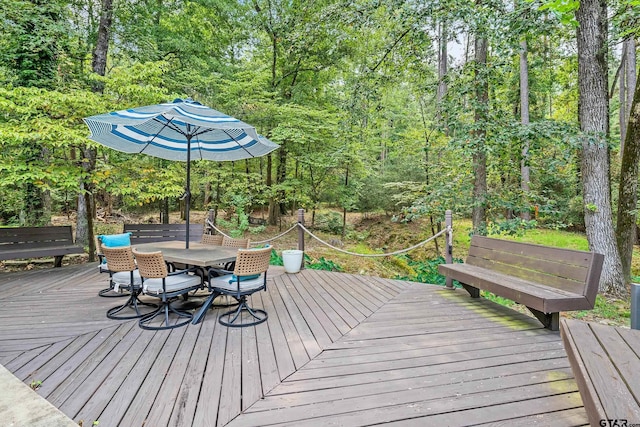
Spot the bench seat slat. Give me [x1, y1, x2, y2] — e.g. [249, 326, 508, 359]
[561, 319, 640, 424]
[469, 244, 591, 280]
[591, 324, 640, 407]
[472, 236, 596, 267]
[439, 263, 590, 313]
[0, 245, 84, 261]
[467, 252, 589, 295]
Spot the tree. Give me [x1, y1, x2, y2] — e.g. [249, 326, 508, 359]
[472, 3, 488, 233]
[519, 36, 531, 221]
[617, 69, 640, 286]
[575, 0, 625, 295]
[77, 0, 113, 256]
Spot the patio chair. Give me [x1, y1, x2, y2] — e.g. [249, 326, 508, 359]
[97, 233, 135, 297]
[201, 234, 223, 245]
[222, 236, 250, 248]
[102, 246, 157, 319]
[132, 249, 204, 330]
[219, 236, 251, 270]
[96, 237, 131, 298]
[208, 246, 271, 327]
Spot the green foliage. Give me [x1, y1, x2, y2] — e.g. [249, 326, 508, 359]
[270, 249, 284, 266]
[572, 295, 630, 324]
[314, 211, 345, 234]
[304, 253, 343, 272]
[395, 255, 463, 287]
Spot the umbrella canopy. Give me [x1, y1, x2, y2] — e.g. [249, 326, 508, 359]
[84, 98, 278, 248]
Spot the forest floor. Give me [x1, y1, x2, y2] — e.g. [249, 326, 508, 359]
[1, 209, 634, 327]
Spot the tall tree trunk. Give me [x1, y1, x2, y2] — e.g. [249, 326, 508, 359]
[78, 0, 113, 259]
[91, 0, 112, 89]
[437, 20, 448, 130]
[620, 45, 628, 150]
[620, 38, 637, 151]
[267, 154, 278, 225]
[575, 0, 625, 295]
[520, 39, 531, 220]
[616, 69, 640, 287]
[472, 30, 488, 233]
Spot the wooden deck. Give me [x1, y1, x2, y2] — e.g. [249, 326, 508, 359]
[0, 264, 589, 426]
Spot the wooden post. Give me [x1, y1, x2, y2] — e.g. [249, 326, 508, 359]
[298, 209, 305, 270]
[445, 209, 454, 289]
[206, 209, 215, 234]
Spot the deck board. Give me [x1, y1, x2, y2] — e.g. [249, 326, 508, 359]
[0, 265, 589, 426]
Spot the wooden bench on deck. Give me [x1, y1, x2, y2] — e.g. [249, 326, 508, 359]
[560, 318, 640, 426]
[0, 226, 84, 267]
[438, 235, 604, 330]
[124, 223, 204, 244]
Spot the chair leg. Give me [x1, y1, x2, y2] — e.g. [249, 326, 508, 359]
[139, 299, 193, 330]
[219, 297, 267, 328]
[107, 291, 158, 320]
[98, 285, 130, 298]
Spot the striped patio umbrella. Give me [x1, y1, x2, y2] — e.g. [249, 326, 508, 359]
[84, 98, 279, 248]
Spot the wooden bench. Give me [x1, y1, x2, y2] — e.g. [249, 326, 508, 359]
[123, 223, 204, 244]
[0, 226, 84, 268]
[438, 235, 604, 330]
[561, 319, 640, 426]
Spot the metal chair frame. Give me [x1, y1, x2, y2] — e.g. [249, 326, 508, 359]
[102, 245, 157, 320]
[208, 246, 271, 327]
[133, 249, 204, 330]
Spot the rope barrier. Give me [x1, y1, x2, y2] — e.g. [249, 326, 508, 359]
[205, 219, 298, 245]
[252, 224, 298, 245]
[298, 223, 448, 258]
[205, 219, 232, 239]
[205, 218, 452, 257]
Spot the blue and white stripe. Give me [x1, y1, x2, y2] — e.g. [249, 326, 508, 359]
[84, 98, 279, 162]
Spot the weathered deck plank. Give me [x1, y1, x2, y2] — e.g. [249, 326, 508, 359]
[0, 266, 589, 426]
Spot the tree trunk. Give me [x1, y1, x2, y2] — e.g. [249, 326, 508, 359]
[76, 182, 89, 246]
[620, 44, 628, 150]
[621, 37, 637, 151]
[79, 0, 113, 261]
[616, 69, 640, 287]
[267, 154, 278, 225]
[437, 20, 448, 129]
[91, 0, 112, 87]
[575, 0, 625, 295]
[472, 29, 488, 233]
[520, 39, 531, 220]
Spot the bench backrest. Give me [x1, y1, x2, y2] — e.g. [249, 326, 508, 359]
[0, 226, 76, 250]
[123, 223, 204, 244]
[467, 236, 604, 304]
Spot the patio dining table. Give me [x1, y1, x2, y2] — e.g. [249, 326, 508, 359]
[132, 240, 239, 324]
[132, 240, 238, 267]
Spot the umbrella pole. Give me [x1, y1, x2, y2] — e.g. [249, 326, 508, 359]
[185, 133, 191, 249]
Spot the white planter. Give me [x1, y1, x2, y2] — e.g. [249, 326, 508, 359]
[282, 249, 303, 273]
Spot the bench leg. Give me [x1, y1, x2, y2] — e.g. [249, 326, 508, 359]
[54, 256, 63, 268]
[527, 308, 559, 331]
[461, 283, 480, 298]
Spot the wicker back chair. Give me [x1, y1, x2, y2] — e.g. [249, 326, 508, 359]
[208, 246, 271, 327]
[101, 246, 155, 319]
[201, 234, 223, 246]
[132, 249, 203, 330]
[222, 236, 250, 248]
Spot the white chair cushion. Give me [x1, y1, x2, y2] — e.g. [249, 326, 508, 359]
[143, 274, 202, 295]
[112, 270, 142, 286]
[210, 274, 265, 293]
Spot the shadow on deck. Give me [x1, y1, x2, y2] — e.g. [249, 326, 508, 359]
[0, 264, 588, 426]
